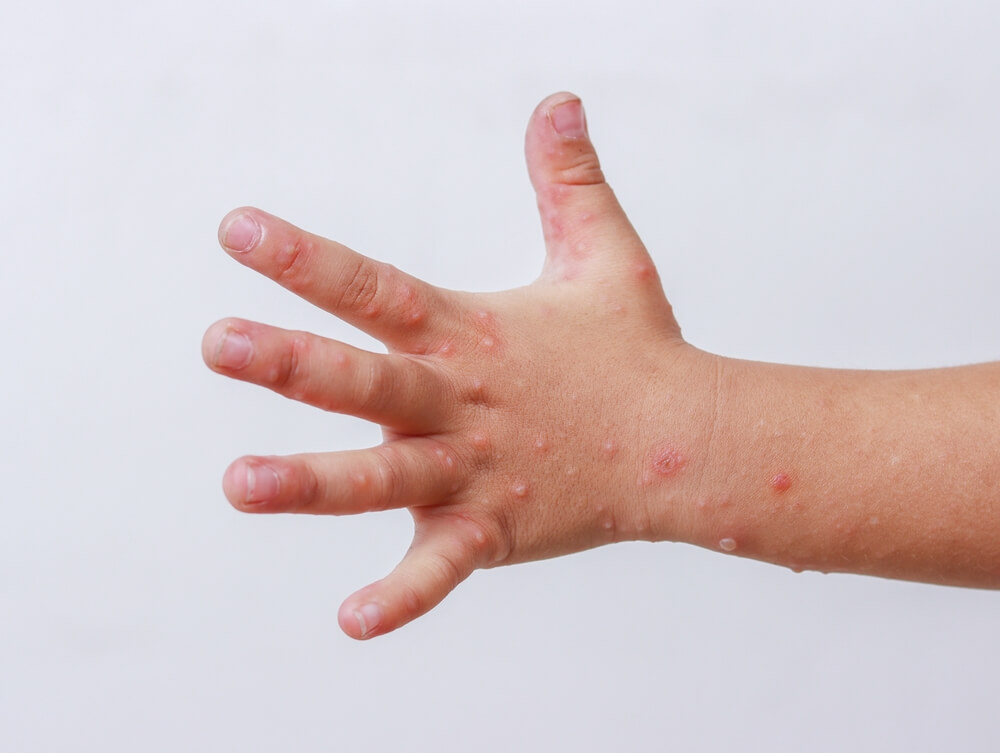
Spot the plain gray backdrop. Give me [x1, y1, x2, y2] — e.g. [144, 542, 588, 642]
[2, 1, 998, 750]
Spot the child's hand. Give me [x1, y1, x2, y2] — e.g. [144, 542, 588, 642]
[206, 91, 1000, 636]
[204, 92, 719, 639]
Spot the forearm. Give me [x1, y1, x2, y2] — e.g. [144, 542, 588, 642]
[660, 355, 1000, 587]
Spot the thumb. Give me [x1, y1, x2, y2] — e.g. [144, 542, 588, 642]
[525, 92, 650, 281]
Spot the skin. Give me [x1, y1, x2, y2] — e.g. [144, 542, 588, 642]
[203, 92, 1000, 640]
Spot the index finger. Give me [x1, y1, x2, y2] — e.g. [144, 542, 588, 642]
[219, 207, 457, 352]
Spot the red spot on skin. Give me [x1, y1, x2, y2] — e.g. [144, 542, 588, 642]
[533, 436, 549, 453]
[770, 472, 792, 493]
[398, 284, 425, 326]
[652, 446, 685, 477]
[351, 472, 371, 492]
[470, 433, 489, 451]
[546, 185, 571, 205]
[633, 262, 657, 282]
[641, 443, 687, 485]
[548, 218, 565, 242]
[601, 439, 618, 459]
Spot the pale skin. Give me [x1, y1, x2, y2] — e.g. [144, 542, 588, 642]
[203, 92, 1000, 640]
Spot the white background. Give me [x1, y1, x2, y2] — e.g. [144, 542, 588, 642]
[3, 1, 999, 750]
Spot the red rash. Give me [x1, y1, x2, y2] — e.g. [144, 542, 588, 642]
[770, 472, 792, 492]
[651, 445, 686, 478]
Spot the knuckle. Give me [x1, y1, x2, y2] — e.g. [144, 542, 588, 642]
[429, 440, 462, 494]
[553, 148, 605, 186]
[449, 511, 510, 570]
[336, 258, 382, 316]
[295, 461, 324, 513]
[359, 358, 393, 415]
[398, 580, 427, 618]
[395, 278, 428, 329]
[426, 549, 466, 591]
[371, 445, 404, 510]
[269, 335, 308, 395]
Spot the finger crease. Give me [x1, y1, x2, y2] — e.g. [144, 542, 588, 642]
[275, 236, 311, 284]
[337, 258, 381, 317]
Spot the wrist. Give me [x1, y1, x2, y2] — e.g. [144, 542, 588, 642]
[622, 344, 730, 546]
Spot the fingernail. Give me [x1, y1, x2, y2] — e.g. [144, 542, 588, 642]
[354, 603, 383, 638]
[214, 330, 252, 369]
[551, 99, 587, 138]
[245, 463, 280, 504]
[221, 213, 260, 253]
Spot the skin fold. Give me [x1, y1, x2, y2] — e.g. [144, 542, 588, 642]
[203, 92, 1000, 640]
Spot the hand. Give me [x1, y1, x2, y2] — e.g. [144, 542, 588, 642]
[203, 93, 717, 639]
